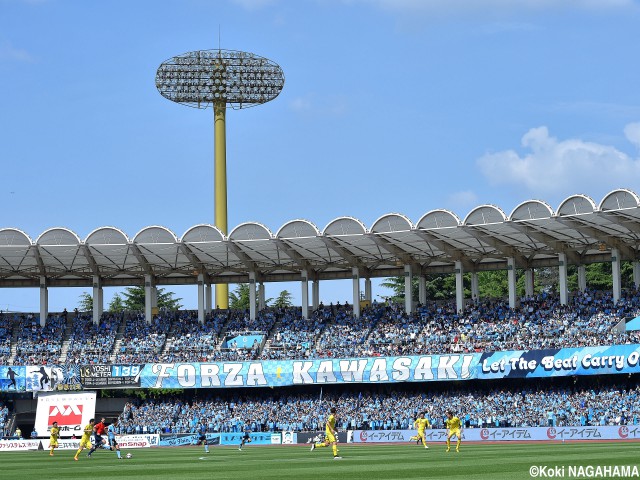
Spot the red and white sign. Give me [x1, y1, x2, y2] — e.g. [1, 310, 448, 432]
[48, 404, 84, 426]
[34, 392, 96, 438]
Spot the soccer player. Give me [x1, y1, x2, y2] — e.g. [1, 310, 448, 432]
[445, 410, 462, 453]
[310, 407, 341, 460]
[195, 421, 209, 453]
[74, 418, 95, 461]
[239, 422, 252, 451]
[107, 419, 122, 459]
[49, 421, 59, 456]
[87, 417, 107, 457]
[409, 412, 430, 449]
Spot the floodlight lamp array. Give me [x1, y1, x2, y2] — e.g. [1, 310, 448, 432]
[155, 49, 285, 109]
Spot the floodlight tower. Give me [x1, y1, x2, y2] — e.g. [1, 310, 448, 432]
[156, 49, 285, 309]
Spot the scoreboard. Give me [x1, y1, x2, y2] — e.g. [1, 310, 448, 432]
[80, 365, 141, 388]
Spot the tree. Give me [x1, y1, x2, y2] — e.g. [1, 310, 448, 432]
[229, 284, 251, 310]
[380, 274, 468, 303]
[108, 293, 125, 313]
[120, 286, 182, 311]
[77, 292, 93, 312]
[273, 290, 293, 308]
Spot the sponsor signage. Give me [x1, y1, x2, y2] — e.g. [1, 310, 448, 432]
[80, 365, 141, 389]
[219, 432, 280, 446]
[0, 440, 40, 451]
[48, 434, 158, 450]
[159, 433, 220, 447]
[34, 392, 96, 438]
[116, 434, 157, 448]
[352, 426, 640, 443]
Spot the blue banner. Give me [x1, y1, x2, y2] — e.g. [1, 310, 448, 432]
[2, 344, 640, 391]
[139, 344, 640, 389]
[220, 432, 280, 445]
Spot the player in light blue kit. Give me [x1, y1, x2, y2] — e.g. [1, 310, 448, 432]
[107, 419, 122, 459]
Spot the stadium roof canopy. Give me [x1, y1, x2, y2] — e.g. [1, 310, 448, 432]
[1, 189, 639, 288]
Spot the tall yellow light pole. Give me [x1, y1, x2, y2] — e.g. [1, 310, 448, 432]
[156, 49, 285, 309]
[214, 102, 228, 308]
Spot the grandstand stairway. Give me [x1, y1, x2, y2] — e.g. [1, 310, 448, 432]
[58, 314, 75, 363]
[109, 318, 127, 362]
[8, 327, 18, 364]
[260, 317, 283, 356]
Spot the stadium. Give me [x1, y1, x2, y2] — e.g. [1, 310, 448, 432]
[1, 188, 640, 478]
[3, 2, 640, 480]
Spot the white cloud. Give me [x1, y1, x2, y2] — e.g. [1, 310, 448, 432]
[0, 41, 34, 62]
[447, 190, 479, 209]
[624, 122, 640, 150]
[230, 0, 278, 11]
[476, 124, 640, 195]
[289, 93, 348, 116]
[357, 0, 634, 13]
[290, 96, 312, 112]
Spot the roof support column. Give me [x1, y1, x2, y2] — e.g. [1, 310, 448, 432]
[39, 277, 48, 328]
[205, 282, 212, 315]
[151, 286, 158, 309]
[364, 278, 372, 303]
[507, 257, 517, 309]
[524, 269, 534, 297]
[577, 265, 587, 293]
[144, 275, 154, 324]
[249, 272, 257, 321]
[197, 274, 205, 324]
[612, 248, 621, 304]
[92, 276, 102, 325]
[558, 253, 568, 306]
[312, 280, 319, 311]
[454, 261, 464, 313]
[301, 269, 309, 319]
[404, 264, 413, 315]
[634, 261, 640, 289]
[352, 267, 361, 318]
[471, 272, 479, 303]
[418, 275, 427, 305]
[259, 282, 266, 311]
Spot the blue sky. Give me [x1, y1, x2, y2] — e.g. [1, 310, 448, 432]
[1, 0, 640, 312]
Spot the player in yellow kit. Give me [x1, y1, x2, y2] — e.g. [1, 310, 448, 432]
[445, 410, 462, 453]
[410, 412, 430, 449]
[74, 418, 95, 461]
[49, 421, 59, 456]
[310, 407, 342, 460]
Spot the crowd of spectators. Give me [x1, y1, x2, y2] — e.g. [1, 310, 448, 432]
[1, 287, 640, 365]
[312, 303, 378, 358]
[12, 314, 66, 365]
[113, 314, 171, 364]
[0, 403, 9, 437]
[353, 289, 640, 358]
[158, 311, 226, 363]
[260, 308, 328, 360]
[0, 313, 13, 364]
[110, 382, 640, 434]
[64, 313, 122, 364]
[225, 308, 277, 334]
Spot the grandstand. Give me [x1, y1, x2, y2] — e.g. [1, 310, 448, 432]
[1, 289, 639, 365]
[2, 189, 640, 451]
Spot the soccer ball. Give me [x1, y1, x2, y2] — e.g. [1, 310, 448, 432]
[125, 453, 132, 459]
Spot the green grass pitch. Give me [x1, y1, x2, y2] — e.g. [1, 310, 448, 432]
[1, 442, 638, 480]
